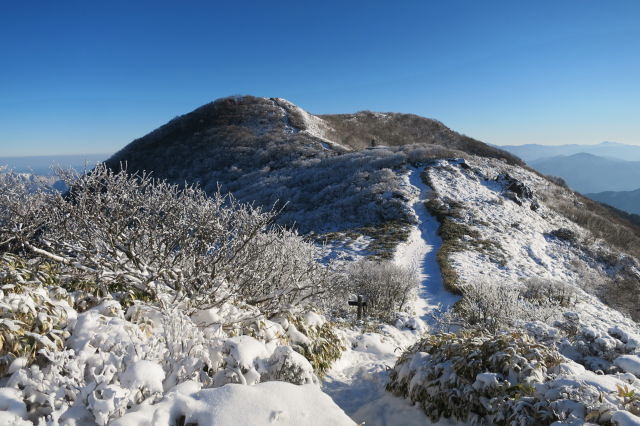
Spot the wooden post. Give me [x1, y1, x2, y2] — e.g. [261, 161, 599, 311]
[348, 295, 367, 320]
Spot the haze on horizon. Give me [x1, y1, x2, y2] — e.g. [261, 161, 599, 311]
[1, 0, 639, 157]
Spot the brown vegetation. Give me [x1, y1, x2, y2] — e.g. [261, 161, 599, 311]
[319, 111, 523, 165]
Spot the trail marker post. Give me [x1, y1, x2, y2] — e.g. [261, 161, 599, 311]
[348, 294, 368, 320]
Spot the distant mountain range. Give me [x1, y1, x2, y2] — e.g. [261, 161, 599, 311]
[498, 141, 640, 162]
[587, 188, 640, 215]
[0, 154, 109, 176]
[527, 153, 640, 193]
[498, 142, 640, 216]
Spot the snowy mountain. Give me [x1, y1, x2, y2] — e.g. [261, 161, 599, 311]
[105, 96, 521, 234]
[2, 96, 640, 425]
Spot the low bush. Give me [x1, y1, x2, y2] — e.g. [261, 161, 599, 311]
[453, 281, 523, 332]
[386, 331, 562, 424]
[549, 227, 579, 244]
[341, 260, 418, 321]
[287, 314, 344, 377]
[600, 277, 640, 322]
[0, 165, 333, 316]
[521, 278, 578, 308]
[553, 311, 637, 373]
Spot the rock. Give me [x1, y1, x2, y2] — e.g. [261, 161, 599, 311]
[496, 173, 535, 206]
[504, 190, 523, 206]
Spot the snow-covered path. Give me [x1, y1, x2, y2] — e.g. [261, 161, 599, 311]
[321, 167, 459, 425]
[395, 167, 460, 323]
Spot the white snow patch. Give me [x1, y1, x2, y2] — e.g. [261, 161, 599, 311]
[114, 381, 355, 426]
[273, 97, 349, 151]
[121, 360, 165, 394]
[611, 410, 640, 426]
[615, 355, 640, 377]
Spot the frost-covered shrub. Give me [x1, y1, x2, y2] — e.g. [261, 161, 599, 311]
[549, 227, 579, 244]
[450, 280, 569, 333]
[2, 302, 158, 425]
[261, 346, 317, 385]
[0, 165, 332, 315]
[454, 281, 523, 332]
[284, 312, 344, 376]
[341, 259, 418, 321]
[554, 312, 638, 373]
[0, 294, 340, 424]
[521, 278, 577, 308]
[0, 172, 50, 254]
[386, 331, 563, 424]
[0, 279, 73, 377]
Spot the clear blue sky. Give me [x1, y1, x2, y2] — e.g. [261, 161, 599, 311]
[1, 0, 639, 156]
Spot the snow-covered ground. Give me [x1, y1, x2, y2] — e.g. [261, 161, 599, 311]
[321, 167, 461, 425]
[112, 381, 354, 426]
[323, 160, 640, 425]
[3, 156, 640, 425]
[395, 167, 460, 322]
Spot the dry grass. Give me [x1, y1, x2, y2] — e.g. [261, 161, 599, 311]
[319, 111, 523, 165]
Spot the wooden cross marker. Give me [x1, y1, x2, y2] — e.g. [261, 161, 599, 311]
[348, 294, 368, 320]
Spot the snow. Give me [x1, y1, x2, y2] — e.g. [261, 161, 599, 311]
[395, 167, 460, 323]
[273, 98, 349, 151]
[0, 387, 27, 419]
[114, 381, 355, 426]
[472, 372, 502, 390]
[224, 336, 270, 370]
[4, 153, 640, 425]
[611, 411, 640, 426]
[615, 355, 640, 376]
[319, 234, 374, 264]
[322, 326, 431, 425]
[120, 360, 165, 394]
[318, 166, 467, 425]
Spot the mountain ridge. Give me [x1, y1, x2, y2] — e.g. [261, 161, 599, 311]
[529, 154, 640, 193]
[588, 187, 640, 215]
[104, 95, 523, 234]
[499, 141, 640, 162]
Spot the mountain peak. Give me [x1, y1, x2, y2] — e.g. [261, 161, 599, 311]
[106, 96, 522, 179]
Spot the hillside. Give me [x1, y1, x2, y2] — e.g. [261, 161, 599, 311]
[3, 96, 640, 425]
[105, 96, 522, 234]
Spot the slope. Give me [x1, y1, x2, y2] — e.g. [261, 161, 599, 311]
[321, 166, 459, 426]
[394, 167, 459, 321]
[104, 96, 521, 235]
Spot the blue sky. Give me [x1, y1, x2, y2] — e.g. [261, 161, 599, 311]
[1, 0, 639, 156]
